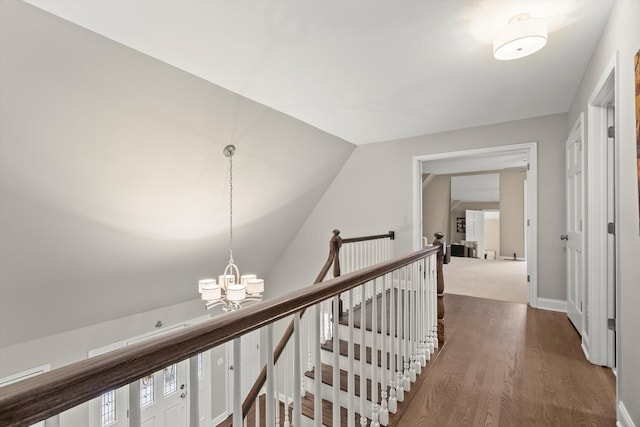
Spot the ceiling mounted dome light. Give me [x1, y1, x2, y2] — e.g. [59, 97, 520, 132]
[493, 13, 548, 61]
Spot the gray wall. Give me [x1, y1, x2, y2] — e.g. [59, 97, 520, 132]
[567, 0, 640, 422]
[484, 217, 500, 256]
[500, 168, 526, 258]
[422, 175, 450, 243]
[268, 113, 568, 302]
[0, 0, 354, 349]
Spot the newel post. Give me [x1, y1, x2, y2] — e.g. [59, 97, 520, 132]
[329, 230, 345, 314]
[433, 232, 446, 344]
[331, 229, 343, 278]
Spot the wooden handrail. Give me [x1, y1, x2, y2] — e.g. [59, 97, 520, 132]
[341, 230, 395, 244]
[241, 229, 392, 416]
[0, 244, 438, 427]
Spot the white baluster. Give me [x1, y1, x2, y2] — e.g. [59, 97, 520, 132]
[410, 262, 419, 379]
[402, 267, 411, 392]
[370, 279, 380, 427]
[432, 255, 438, 351]
[266, 325, 275, 427]
[234, 337, 242, 427]
[348, 289, 356, 427]
[360, 282, 368, 427]
[379, 273, 389, 425]
[388, 271, 398, 411]
[294, 313, 303, 426]
[396, 267, 405, 400]
[283, 344, 290, 427]
[314, 304, 322, 424]
[274, 351, 279, 427]
[420, 258, 428, 366]
[333, 296, 341, 427]
[308, 306, 313, 373]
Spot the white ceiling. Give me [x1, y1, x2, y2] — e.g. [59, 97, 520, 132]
[451, 174, 500, 203]
[22, 0, 613, 145]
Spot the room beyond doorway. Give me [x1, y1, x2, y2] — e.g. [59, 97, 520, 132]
[444, 256, 528, 304]
[412, 142, 538, 306]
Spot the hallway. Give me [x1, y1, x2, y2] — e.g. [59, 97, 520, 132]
[394, 294, 616, 426]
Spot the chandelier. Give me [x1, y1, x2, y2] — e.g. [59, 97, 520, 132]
[198, 145, 263, 311]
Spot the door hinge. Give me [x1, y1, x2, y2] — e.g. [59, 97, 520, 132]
[580, 301, 583, 311]
[527, 163, 530, 171]
[580, 220, 582, 232]
[527, 275, 530, 283]
[607, 222, 615, 235]
[607, 126, 615, 138]
[527, 219, 530, 226]
[608, 318, 616, 331]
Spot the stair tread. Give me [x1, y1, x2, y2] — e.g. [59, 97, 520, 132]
[305, 363, 381, 401]
[321, 339, 406, 371]
[338, 288, 411, 336]
[301, 392, 360, 427]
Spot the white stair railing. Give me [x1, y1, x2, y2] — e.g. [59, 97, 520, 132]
[2, 231, 444, 427]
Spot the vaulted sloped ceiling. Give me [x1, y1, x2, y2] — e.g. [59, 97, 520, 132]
[0, 1, 354, 346]
[20, 0, 614, 145]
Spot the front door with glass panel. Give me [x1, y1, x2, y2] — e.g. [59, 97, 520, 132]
[140, 361, 188, 427]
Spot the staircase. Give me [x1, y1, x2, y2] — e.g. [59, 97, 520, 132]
[298, 287, 441, 426]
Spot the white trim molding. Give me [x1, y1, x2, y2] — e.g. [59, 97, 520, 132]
[618, 401, 636, 427]
[586, 51, 619, 367]
[536, 298, 567, 313]
[413, 142, 538, 307]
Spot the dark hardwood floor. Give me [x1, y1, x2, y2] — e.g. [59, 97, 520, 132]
[394, 294, 616, 426]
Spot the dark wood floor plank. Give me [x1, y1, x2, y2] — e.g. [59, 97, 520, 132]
[394, 294, 616, 427]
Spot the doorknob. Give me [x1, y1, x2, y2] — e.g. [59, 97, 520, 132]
[560, 235, 569, 241]
[229, 365, 234, 370]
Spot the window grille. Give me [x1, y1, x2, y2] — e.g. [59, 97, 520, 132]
[140, 374, 154, 408]
[163, 364, 177, 396]
[100, 390, 116, 426]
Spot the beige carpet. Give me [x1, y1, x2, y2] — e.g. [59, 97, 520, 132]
[443, 256, 528, 304]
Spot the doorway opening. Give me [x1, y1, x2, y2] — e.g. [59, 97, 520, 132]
[413, 142, 538, 306]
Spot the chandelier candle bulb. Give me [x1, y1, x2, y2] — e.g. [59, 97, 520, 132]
[198, 279, 215, 294]
[227, 284, 246, 302]
[241, 274, 257, 285]
[246, 279, 264, 295]
[201, 282, 221, 301]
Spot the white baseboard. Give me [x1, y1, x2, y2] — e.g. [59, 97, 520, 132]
[536, 298, 567, 313]
[618, 401, 636, 427]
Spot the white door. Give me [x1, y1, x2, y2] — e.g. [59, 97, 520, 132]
[89, 316, 211, 427]
[227, 329, 261, 415]
[465, 209, 484, 258]
[565, 115, 585, 333]
[140, 362, 188, 427]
